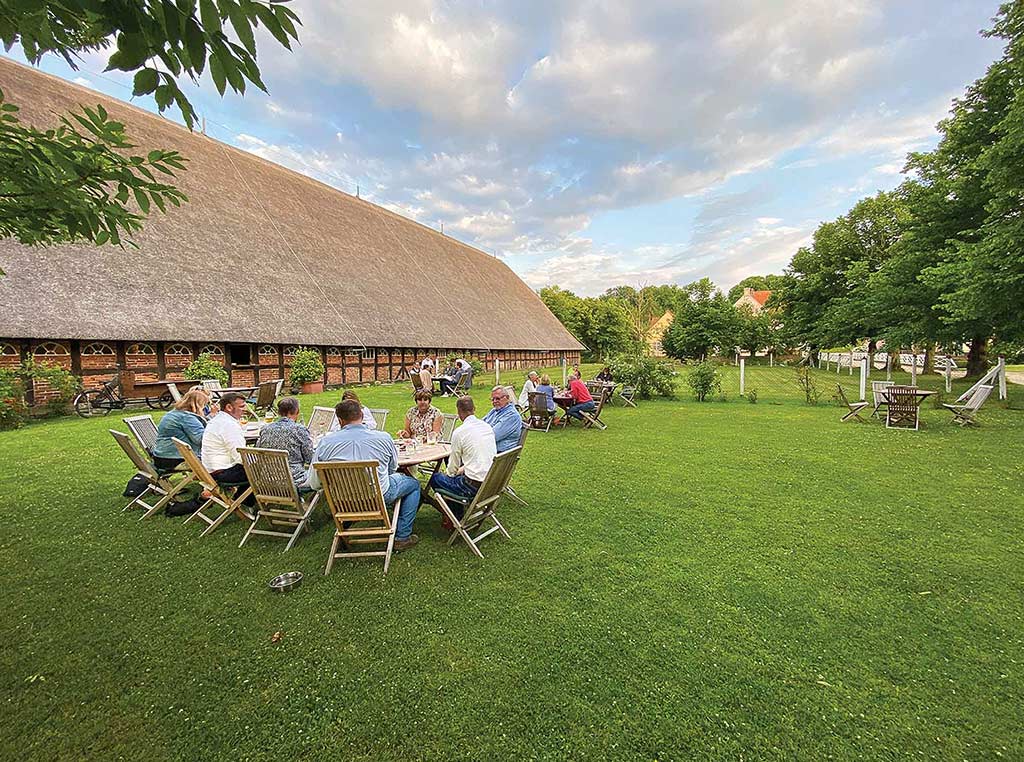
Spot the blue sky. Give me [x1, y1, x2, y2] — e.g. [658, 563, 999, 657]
[4, 0, 1005, 295]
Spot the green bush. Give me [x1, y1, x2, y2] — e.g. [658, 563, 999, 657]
[289, 347, 325, 387]
[184, 352, 228, 385]
[794, 365, 821, 405]
[607, 353, 676, 399]
[687, 361, 721, 402]
[0, 359, 80, 429]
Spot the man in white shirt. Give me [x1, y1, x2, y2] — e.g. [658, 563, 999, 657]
[200, 392, 251, 496]
[518, 371, 539, 409]
[427, 395, 495, 518]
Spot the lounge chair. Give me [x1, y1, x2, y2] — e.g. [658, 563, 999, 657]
[109, 430, 195, 520]
[943, 384, 993, 426]
[122, 413, 158, 455]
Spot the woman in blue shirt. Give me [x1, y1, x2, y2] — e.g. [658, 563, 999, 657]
[151, 389, 210, 471]
[535, 374, 556, 413]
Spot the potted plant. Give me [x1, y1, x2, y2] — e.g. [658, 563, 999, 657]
[290, 347, 325, 394]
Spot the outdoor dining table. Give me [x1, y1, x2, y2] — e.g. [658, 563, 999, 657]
[211, 385, 258, 401]
[242, 420, 266, 442]
[396, 441, 452, 475]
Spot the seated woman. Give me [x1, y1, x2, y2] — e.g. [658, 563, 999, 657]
[150, 389, 210, 471]
[531, 373, 557, 426]
[596, 366, 613, 382]
[419, 359, 435, 394]
[400, 390, 443, 440]
[329, 390, 377, 431]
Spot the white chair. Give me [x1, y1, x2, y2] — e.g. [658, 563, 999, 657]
[307, 405, 336, 443]
[943, 384, 993, 426]
[237, 447, 320, 551]
[368, 408, 390, 431]
[110, 430, 195, 520]
[439, 413, 458, 444]
[871, 380, 894, 417]
[122, 414, 158, 454]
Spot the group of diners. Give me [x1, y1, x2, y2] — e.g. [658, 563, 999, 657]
[516, 365, 608, 426]
[147, 383, 525, 551]
[418, 357, 473, 397]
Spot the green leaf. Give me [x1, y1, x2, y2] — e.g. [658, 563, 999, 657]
[252, 3, 290, 48]
[200, 0, 222, 33]
[133, 187, 151, 214]
[185, 17, 207, 75]
[209, 51, 227, 94]
[95, 230, 110, 245]
[133, 68, 159, 96]
[227, 2, 256, 54]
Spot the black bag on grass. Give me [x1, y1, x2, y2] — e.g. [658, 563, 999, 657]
[123, 474, 149, 498]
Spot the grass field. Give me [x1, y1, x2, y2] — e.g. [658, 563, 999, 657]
[1, 365, 1022, 759]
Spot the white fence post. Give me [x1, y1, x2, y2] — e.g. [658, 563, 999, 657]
[859, 357, 867, 401]
[998, 356, 1007, 400]
[911, 353, 918, 386]
[495, 357, 501, 385]
[836, 354, 840, 375]
[739, 357, 745, 396]
[849, 350, 854, 375]
[944, 357, 952, 393]
[562, 356, 567, 387]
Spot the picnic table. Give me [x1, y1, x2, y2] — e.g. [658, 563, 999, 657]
[211, 385, 258, 401]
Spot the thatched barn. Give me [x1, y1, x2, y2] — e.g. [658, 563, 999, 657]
[0, 59, 582, 403]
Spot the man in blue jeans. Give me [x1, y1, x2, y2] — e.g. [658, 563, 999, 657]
[306, 399, 422, 551]
[428, 396, 496, 524]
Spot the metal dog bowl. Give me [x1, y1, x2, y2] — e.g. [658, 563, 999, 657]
[269, 571, 303, 594]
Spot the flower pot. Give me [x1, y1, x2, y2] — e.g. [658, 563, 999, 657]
[299, 381, 324, 394]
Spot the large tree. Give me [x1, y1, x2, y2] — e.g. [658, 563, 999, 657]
[540, 285, 633, 359]
[661, 278, 738, 360]
[726, 274, 787, 305]
[0, 0, 300, 248]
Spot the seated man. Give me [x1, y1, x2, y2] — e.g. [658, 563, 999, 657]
[566, 374, 597, 422]
[484, 385, 524, 452]
[596, 366, 613, 382]
[518, 371, 539, 409]
[306, 399, 422, 551]
[428, 396, 496, 520]
[452, 358, 473, 390]
[200, 392, 254, 503]
[255, 396, 314, 489]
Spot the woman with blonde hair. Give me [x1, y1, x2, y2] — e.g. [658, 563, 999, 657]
[328, 389, 377, 431]
[150, 388, 211, 471]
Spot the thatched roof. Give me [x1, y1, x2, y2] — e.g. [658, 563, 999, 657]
[0, 58, 583, 352]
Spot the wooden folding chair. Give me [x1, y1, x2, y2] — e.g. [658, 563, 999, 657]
[237, 447, 320, 551]
[617, 384, 638, 408]
[123, 413, 159, 455]
[172, 437, 253, 536]
[201, 379, 222, 394]
[942, 384, 993, 426]
[314, 461, 401, 574]
[367, 408, 390, 431]
[166, 382, 183, 403]
[411, 370, 424, 396]
[835, 384, 869, 422]
[528, 392, 553, 433]
[307, 405, 336, 443]
[439, 413, 458, 444]
[247, 380, 280, 418]
[110, 430, 195, 520]
[503, 427, 528, 507]
[453, 370, 472, 393]
[871, 380, 894, 417]
[581, 389, 608, 430]
[885, 386, 920, 431]
[430, 447, 520, 558]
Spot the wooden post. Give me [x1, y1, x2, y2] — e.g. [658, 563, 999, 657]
[998, 356, 1007, 400]
[859, 357, 867, 401]
[739, 357, 745, 396]
[849, 349, 854, 375]
[495, 357, 501, 385]
[944, 357, 952, 393]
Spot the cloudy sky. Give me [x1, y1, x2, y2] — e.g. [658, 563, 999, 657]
[6, 0, 1006, 295]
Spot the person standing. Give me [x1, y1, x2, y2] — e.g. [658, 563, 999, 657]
[306, 400, 422, 551]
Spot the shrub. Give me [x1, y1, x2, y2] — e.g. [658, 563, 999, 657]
[687, 361, 721, 402]
[607, 353, 676, 399]
[0, 359, 80, 428]
[184, 352, 228, 385]
[468, 358, 483, 375]
[794, 365, 821, 405]
[289, 347, 325, 387]
[0, 369, 28, 430]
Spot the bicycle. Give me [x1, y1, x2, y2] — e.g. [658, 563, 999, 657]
[73, 370, 175, 417]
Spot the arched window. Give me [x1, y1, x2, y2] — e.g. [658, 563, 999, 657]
[81, 342, 115, 356]
[259, 345, 278, 356]
[326, 346, 342, 357]
[0, 342, 19, 356]
[34, 341, 69, 356]
[126, 343, 155, 355]
[198, 344, 223, 356]
[283, 345, 299, 356]
[165, 343, 191, 356]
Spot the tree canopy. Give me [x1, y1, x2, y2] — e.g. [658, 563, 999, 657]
[0, 0, 301, 248]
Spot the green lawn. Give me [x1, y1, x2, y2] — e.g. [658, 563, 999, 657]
[1, 366, 1022, 760]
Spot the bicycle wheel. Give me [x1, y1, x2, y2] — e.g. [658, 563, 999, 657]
[74, 390, 111, 417]
[154, 390, 174, 410]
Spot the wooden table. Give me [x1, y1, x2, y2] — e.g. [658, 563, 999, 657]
[396, 442, 451, 469]
[212, 386, 258, 401]
[242, 421, 266, 442]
